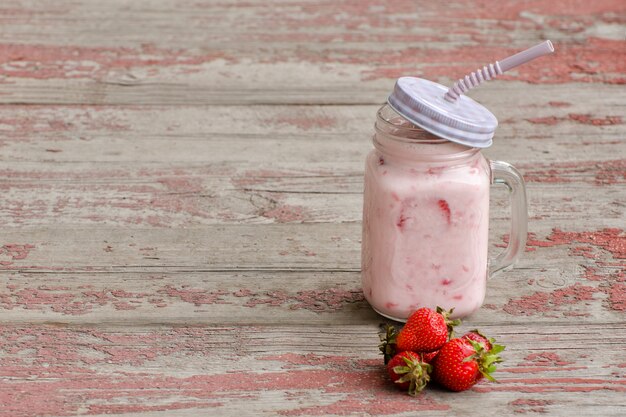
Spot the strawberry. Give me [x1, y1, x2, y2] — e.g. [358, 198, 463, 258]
[462, 329, 493, 351]
[420, 350, 439, 364]
[387, 351, 432, 396]
[378, 323, 398, 364]
[396, 307, 460, 353]
[432, 337, 505, 392]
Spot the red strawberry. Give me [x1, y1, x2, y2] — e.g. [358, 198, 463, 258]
[420, 350, 439, 364]
[396, 307, 460, 353]
[432, 337, 505, 392]
[378, 323, 398, 364]
[387, 351, 432, 396]
[463, 329, 493, 351]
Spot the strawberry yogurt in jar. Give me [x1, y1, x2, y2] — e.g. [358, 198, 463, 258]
[362, 67, 544, 321]
[361, 42, 554, 321]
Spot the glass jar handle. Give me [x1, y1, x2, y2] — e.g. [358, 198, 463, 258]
[489, 160, 528, 277]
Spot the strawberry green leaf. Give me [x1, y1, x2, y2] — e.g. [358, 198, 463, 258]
[468, 337, 506, 383]
[393, 365, 411, 374]
[491, 344, 506, 355]
[378, 323, 398, 364]
[396, 374, 413, 383]
[436, 306, 462, 338]
[481, 370, 497, 382]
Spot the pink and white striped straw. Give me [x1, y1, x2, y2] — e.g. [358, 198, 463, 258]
[444, 40, 554, 102]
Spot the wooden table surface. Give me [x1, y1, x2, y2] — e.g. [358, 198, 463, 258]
[1, 1, 625, 416]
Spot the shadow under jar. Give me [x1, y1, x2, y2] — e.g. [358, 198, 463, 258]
[361, 104, 527, 321]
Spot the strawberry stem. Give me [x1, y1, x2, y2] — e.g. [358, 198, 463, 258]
[394, 356, 433, 396]
[436, 306, 462, 339]
[378, 323, 398, 364]
[466, 339, 505, 382]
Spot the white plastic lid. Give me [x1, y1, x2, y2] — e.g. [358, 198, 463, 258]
[387, 77, 498, 148]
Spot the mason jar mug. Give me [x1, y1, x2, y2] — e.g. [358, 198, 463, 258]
[361, 104, 527, 321]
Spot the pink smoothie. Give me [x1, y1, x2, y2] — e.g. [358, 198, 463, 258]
[361, 129, 491, 320]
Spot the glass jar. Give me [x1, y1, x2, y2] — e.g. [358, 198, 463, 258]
[361, 104, 527, 321]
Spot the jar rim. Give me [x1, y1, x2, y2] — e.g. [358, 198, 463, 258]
[374, 104, 480, 161]
[376, 104, 449, 144]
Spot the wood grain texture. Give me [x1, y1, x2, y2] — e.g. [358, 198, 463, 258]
[0, 0, 624, 104]
[0, 98, 622, 228]
[0, 224, 624, 326]
[1, 324, 625, 417]
[0, 0, 624, 416]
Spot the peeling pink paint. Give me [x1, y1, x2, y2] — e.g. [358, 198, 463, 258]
[262, 204, 309, 222]
[87, 403, 224, 415]
[500, 366, 587, 374]
[7, 288, 92, 314]
[1, 287, 149, 315]
[586, 162, 623, 185]
[157, 177, 204, 194]
[243, 287, 364, 312]
[571, 246, 595, 259]
[526, 114, 622, 125]
[234, 0, 626, 84]
[279, 395, 450, 416]
[526, 228, 625, 259]
[548, 101, 571, 107]
[1, 325, 623, 415]
[0, 244, 38, 270]
[522, 352, 575, 367]
[244, 0, 624, 36]
[112, 301, 138, 311]
[509, 398, 554, 414]
[0, 3, 624, 84]
[0, 335, 450, 417]
[450, 0, 625, 19]
[499, 226, 625, 322]
[0, 165, 237, 227]
[568, 113, 623, 125]
[361, 38, 626, 83]
[521, 160, 626, 185]
[475, 384, 626, 393]
[0, 166, 170, 181]
[473, 372, 626, 393]
[0, 243, 34, 262]
[157, 286, 229, 306]
[581, 139, 622, 146]
[232, 288, 253, 297]
[0, 285, 365, 315]
[503, 283, 598, 316]
[526, 116, 561, 125]
[0, 43, 234, 80]
[606, 283, 626, 311]
[0, 108, 129, 142]
[109, 176, 209, 222]
[260, 353, 352, 368]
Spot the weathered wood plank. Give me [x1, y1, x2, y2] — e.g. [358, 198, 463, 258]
[0, 1, 623, 104]
[2, 0, 621, 49]
[0, 224, 621, 273]
[0, 98, 622, 227]
[1, 175, 623, 227]
[1, 323, 625, 416]
[0, 86, 623, 162]
[0, 224, 623, 324]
